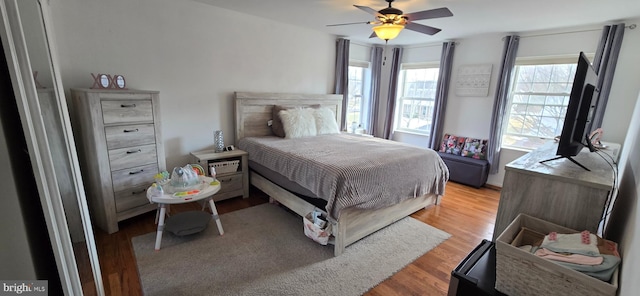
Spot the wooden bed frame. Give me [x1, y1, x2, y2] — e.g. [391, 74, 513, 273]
[234, 91, 442, 256]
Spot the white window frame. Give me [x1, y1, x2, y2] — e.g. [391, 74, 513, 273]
[346, 60, 371, 132]
[501, 54, 594, 151]
[394, 62, 440, 136]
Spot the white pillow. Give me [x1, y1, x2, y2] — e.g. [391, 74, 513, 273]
[314, 107, 340, 135]
[279, 107, 317, 138]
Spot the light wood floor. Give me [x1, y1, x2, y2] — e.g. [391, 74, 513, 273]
[77, 181, 501, 295]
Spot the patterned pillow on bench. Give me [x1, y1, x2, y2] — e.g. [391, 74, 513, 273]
[440, 133, 489, 160]
[440, 134, 466, 155]
[462, 138, 488, 160]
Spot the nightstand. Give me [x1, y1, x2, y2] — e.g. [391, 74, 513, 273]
[190, 149, 249, 201]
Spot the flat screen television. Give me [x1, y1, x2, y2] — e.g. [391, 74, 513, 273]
[540, 52, 600, 171]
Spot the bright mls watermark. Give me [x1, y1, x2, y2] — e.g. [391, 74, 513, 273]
[0, 281, 47, 295]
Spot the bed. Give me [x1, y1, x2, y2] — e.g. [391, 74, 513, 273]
[234, 91, 449, 256]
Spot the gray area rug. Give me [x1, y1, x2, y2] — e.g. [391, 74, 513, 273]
[132, 203, 451, 296]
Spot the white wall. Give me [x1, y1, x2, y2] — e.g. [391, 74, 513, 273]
[48, 0, 336, 169]
[603, 91, 640, 295]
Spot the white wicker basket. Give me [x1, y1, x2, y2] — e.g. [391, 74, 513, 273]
[209, 160, 239, 175]
[495, 214, 618, 296]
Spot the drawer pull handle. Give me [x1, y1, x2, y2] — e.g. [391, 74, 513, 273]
[123, 128, 139, 133]
[126, 149, 142, 154]
[121, 103, 137, 108]
[129, 169, 144, 175]
[131, 189, 146, 195]
[219, 178, 232, 182]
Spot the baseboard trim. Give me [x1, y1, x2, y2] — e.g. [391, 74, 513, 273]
[483, 184, 502, 191]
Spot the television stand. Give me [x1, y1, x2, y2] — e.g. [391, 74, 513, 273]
[492, 141, 617, 241]
[539, 155, 590, 171]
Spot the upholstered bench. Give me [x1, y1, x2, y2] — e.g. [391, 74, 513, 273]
[437, 133, 490, 188]
[438, 152, 489, 188]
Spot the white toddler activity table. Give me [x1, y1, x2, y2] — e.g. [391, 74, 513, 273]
[147, 176, 224, 250]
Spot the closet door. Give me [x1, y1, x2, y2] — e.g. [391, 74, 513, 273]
[0, 0, 104, 294]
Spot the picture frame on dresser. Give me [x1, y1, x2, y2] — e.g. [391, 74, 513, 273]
[68, 88, 165, 234]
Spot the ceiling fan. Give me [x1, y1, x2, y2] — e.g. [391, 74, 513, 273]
[328, 0, 453, 42]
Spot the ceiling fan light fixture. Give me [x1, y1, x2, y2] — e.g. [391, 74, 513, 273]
[372, 23, 404, 41]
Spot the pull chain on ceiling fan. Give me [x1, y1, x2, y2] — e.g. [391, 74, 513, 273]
[327, 0, 453, 42]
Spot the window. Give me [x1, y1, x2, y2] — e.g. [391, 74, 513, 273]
[395, 64, 440, 136]
[347, 61, 370, 132]
[502, 57, 581, 150]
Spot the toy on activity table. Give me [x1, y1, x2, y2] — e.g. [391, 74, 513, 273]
[209, 166, 221, 186]
[147, 171, 170, 198]
[170, 164, 200, 188]
[147, 182, 164, 198]
[148, 164, 219, 199]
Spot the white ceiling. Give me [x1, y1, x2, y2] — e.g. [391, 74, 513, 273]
[193, 0, 640, 45]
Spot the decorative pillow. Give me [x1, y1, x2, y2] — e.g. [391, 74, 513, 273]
[440, 134, 466, 155]
[279, 107, 318, 138]
[462, 138, 488, 160]
[271, 104, 321, 137]
[271, 105, 290, 137]
[313, 107, 340, 135]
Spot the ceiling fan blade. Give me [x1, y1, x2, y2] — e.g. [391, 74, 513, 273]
[326, 21, 371, 27]
[369, 32, 377, 39]
[404, 7, 453, 21]
[405, 22, 441, 35]
[354, 5, 383, 17]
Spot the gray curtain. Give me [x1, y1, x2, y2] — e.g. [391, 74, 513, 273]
[488, 35, 520, 174]
[334, 38, 350, 130]
[429, 42, 456, 150]
[369, 46, 383, 136]
[382, 47, 403, 139]
[591, 23, 625, 130]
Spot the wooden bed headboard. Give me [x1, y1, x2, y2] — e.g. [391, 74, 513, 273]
[234, 92, 343, 142]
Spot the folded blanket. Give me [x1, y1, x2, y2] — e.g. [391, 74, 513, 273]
[552, 255, 620, 282]
[534, 248, 603, 265]
[541, 231, 600, 257]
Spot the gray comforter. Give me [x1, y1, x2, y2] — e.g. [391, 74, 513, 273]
[238, 134, 449, 221]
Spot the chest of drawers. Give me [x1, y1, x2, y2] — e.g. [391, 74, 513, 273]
[492, 142, 616, 240]
[69, 89, 165, 233]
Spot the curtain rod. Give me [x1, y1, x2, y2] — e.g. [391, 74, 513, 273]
[349, 41, 372, 48]
[348, 41, 400, 48]
[504, 23, 636, 40]
[404, 42, 459, 49]
[348, 41, 458, 49]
